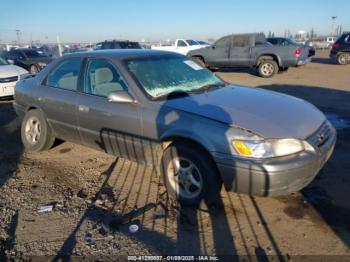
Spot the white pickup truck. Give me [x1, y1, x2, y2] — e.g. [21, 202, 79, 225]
[151, 39, 208, 55]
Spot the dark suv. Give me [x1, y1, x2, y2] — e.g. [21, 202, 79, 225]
[6, 48, 54, 74]
[330, 33, 350, 65]
[95, 40, 141, 50]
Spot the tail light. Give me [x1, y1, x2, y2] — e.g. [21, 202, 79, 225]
[294, 47, 301, 57]
[332, 43, 340, 49]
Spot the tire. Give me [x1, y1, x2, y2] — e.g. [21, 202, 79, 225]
[278, 67, 289, 74]
[336, 53, 350, 65]
[258, 60, 279, 78]
[191, 56, 206, 68]
[29, 64, 39, 75]
[160, 142, 222, 206]
[21, 109, 55, 152]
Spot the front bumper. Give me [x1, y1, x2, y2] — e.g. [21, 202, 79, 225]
[213, 123, 336, 197]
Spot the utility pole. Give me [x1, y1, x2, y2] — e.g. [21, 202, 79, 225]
[15, 29, 21, 45]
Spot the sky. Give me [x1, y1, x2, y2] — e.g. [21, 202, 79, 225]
[0, 0, 349, 43]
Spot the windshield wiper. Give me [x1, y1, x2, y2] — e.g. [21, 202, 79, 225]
[196, 82, 227, 93]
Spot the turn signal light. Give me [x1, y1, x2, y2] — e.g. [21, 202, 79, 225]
[233, 141, 252, 156]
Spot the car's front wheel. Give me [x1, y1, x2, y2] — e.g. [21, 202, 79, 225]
[258, 60, 279, 78]
[21, 109, 55, 152]
[161, 142, 222, 206]
[337, 53, 350, 65]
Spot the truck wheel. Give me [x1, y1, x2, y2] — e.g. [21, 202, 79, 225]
[191, 57, 206, 68]
[21, 109, 55, 152]
[160, 142, 222, 206]
[258, 60, 278, 78]
[29, 64, 39, 75]
[337, 53, 350, 65]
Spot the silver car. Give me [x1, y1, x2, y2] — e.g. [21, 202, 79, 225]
[14, 50, 336, 206]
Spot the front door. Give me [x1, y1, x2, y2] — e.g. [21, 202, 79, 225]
[76, 58, 143, 162]
[229, 35, 252, 66]
[206, 35, 232, 67]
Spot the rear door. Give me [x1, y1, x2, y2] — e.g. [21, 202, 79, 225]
[229, 35, 251, 66]
[206, 35, 232, 66]
[76, 57, 143, 162]
[36, 57, 82, 142]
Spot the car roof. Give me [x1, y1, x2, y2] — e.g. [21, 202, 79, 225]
[13, 48, 38, 52]
[62, 49, 183, 59]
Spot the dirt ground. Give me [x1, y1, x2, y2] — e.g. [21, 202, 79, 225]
[0, 50, 350, 260]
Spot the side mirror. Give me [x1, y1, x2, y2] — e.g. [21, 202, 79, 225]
[107, 91, 137, 104]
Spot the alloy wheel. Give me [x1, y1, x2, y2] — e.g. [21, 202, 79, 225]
[25, 116, 41, 144]
[167, 157, 203, 199]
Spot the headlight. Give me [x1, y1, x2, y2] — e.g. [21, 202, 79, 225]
[232, 138, 307, 159]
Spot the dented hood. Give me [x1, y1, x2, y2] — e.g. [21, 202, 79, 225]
[164, 85, 325, 139]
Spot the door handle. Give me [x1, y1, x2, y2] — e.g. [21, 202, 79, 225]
[78, 105, 90, 113]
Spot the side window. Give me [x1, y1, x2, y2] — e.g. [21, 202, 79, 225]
[102, 42, 114, 49]
[95, 43, 103, 50]
[9, 50, 24, 59]
[215, 36, 232, 48]
[268, 39, 277, 45]
[177, 40, 187, 47]
[281, 40, 289, 46]
[46, 58, 82, 91]
[232, 35, 250, 47]
[84, 58, 128, 97]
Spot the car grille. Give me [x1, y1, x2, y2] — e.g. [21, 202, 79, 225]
[0, 76, 18, 83]
[307, 121, 334, 149]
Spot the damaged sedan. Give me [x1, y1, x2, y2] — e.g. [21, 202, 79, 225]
[14, 50, 336, 205]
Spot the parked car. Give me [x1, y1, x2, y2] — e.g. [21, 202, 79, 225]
[188, 33, 311, 78]
[151, 39, 206, 55]
[330, 32, 350, 65]
[0, 57, 29, 98]
[267, 37, 316, 57]
[95, 40, 141, 50]
[6, 48, 54, 75]
[14, 50, 336, 205]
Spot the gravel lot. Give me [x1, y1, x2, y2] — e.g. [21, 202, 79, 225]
[0, 50, 349, 260]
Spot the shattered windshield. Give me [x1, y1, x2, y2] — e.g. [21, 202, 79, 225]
[126, 56, 225, 99]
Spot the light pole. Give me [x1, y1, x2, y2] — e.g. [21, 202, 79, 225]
[15, 29, 21, 45]
[331, 16, 337, 36]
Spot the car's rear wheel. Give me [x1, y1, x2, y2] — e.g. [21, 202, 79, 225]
[337, 53, 350, 65]
[258, 60, 279, 78]
[21, 109, 55, 152]
[29, 64, 39, 75]
[161, 142, 222, 206]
